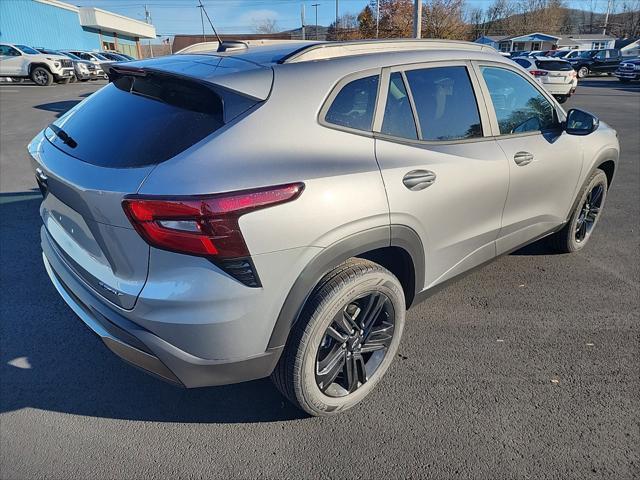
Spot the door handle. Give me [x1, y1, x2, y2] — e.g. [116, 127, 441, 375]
[402, 170, 436, 191]
[514, 151, 534, 166]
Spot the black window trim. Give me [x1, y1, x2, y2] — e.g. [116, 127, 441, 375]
[373, 60, 493, 146]
[471, 61, 565, 139]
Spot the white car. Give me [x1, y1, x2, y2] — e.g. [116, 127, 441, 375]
[0, 43, 74, 86]
[513, 56, 577, 103]
[551, 49, 587, 60]
[63, 50, 109, 78]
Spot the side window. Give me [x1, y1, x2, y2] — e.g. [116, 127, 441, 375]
[325, 75, 379, 132]
[0, 45, 20, 56]
[595, 51, 606, 60]
[480, 66, 557, 135]
[405, 66, 483, 141]
[380, 72, 418, 140]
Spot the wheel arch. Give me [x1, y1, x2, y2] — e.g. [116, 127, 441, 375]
[267, 225, 424, 350]
[28, 63, 52, 75]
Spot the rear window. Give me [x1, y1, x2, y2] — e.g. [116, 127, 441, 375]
[46, 73, 226, 167]
[535, 60, 572, 71]
[325, 75, 379, 131]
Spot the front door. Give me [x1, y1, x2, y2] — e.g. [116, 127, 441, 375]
[0, 45, 25, 76]
[374, 63, 509, 289]
[474, 64, 583, 254]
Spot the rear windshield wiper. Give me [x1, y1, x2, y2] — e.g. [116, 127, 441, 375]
[48, 124, 77, 148]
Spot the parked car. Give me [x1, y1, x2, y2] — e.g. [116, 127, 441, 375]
[0, 43, 74, 85]
[614, 57, 640, 82]
[29, 40, 619, 416]
[99, 51, 130, 62]
[568, 49, 622, 78]
[62, 50, 109, 78]
[34, 48, 96, 82]
[513, 56, 577, 103]
[509, 50, 530, 57]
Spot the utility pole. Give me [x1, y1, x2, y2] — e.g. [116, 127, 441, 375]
[301, 4, 306, 40]
[144, 5, 153, 57]
[335, 0, 339, 39]
[312, 3, 320, 40]
[376, 0, 380, 38]
[602, 0, 613, 35]
[198, 4, 205, 43]
[412, 0, 422, 39]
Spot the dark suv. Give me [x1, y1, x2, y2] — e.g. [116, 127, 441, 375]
[569, 49, 622, 78]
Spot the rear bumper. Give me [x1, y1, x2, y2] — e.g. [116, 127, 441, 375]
[542, 82, 573, 95]
[42, 230, 283, 388]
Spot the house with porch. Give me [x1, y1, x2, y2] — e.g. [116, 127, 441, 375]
[475, 33, 560, 52]
[557, 34, 616, 50]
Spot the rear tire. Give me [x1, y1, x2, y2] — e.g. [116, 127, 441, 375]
[554, 95, 568, 104]
[271, 258, 405, 416]
[548, 169, 608, 253]
[578, 66, 589, 78]
[30, 67, 53, 86]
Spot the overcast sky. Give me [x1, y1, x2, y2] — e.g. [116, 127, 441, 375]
[70, 0, 612, 38]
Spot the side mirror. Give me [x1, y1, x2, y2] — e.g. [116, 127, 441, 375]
[565, 109, 599, 136]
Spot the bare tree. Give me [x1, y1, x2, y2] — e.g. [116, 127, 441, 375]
[253, 17, 279, 34]
[422, 0, 468, 39]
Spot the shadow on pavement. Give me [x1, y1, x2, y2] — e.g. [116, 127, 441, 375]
[579, 78, 640, 94]
[33, 100, 82, 118]
[0, 192, 306, 424]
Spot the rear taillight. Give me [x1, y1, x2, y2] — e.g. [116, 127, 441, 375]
[123, 183, 304, 286]
[530, 70, 548, 77]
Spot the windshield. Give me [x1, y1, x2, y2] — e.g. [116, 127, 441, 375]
[92, 53, 108, 60]
[16, 45, 40, 55]
[62, 52, 80, 60]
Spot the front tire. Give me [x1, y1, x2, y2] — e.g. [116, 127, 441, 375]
[578, 66, 589, 78]
[554, 95, 568, 104]
[30, 67, 53, 86]
[548, 169, 608, 253]
[272, 258, 405, 416]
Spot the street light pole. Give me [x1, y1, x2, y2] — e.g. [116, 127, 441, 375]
[312, 3, 320, 40]
[376, 0, 380, 38]
[335, 0, 339, 39]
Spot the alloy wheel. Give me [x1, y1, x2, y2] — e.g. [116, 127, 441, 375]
[315, 291, 395, 397]
[575, 182, 605, 243]
[33, 70, 48, 86]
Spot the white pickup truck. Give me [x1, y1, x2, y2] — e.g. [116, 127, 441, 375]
[0, 43, 75, 86]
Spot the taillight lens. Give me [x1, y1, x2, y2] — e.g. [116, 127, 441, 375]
[122, 183, 304, 284]
[530, 70, 548, 77]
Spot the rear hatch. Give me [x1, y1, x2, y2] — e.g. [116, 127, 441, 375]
[31, 55, 272, 309]
[536, 59, 575, 84]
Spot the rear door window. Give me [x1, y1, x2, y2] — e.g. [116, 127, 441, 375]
[325, 75, 379, 132]
[46, 73, 226, 167]
[380, 72, 418, 140]
[404, 66, 483, 141]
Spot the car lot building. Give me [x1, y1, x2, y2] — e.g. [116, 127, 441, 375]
[475, 32, 616, 52]
[0, 0, 156, 59]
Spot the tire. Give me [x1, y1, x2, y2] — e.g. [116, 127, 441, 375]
[272, 258, 406, 416]
[69, 75, 77, 83]
[619, 78, 631, 83]
[555, 95, 568, 104]
[548, 169, 608, 253]
[80, 78, 89, 82]
[578, 66, 589, 78]
[56, 77, 71, 85]
[30, 66, 53, 86]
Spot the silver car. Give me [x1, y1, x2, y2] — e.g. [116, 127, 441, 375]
[29, 40, 619, 416]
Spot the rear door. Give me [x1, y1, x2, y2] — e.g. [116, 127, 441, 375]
[30, 65, 257, 308]
[374, 62, 509, 289]
[473, 62, 583, 254]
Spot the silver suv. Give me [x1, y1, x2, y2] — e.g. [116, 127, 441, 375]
[29, 40, 619, 416]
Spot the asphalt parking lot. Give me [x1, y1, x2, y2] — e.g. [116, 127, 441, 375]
[1, 77, 638, 479]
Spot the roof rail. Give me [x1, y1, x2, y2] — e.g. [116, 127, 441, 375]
[279, 39, 498, 63]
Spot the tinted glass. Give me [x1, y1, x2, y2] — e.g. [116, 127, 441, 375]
[381, 72, 418, 140]
[535, 60, 572, 71]
[46, 73, 226, 167]
[0, 45, 20, 56]
[325, 75, 379, 131]
[16, 45, 40, 55]
[514, 58, 532, 68]
[481, 66, 557, 135]
[405, 66, 482, 141]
